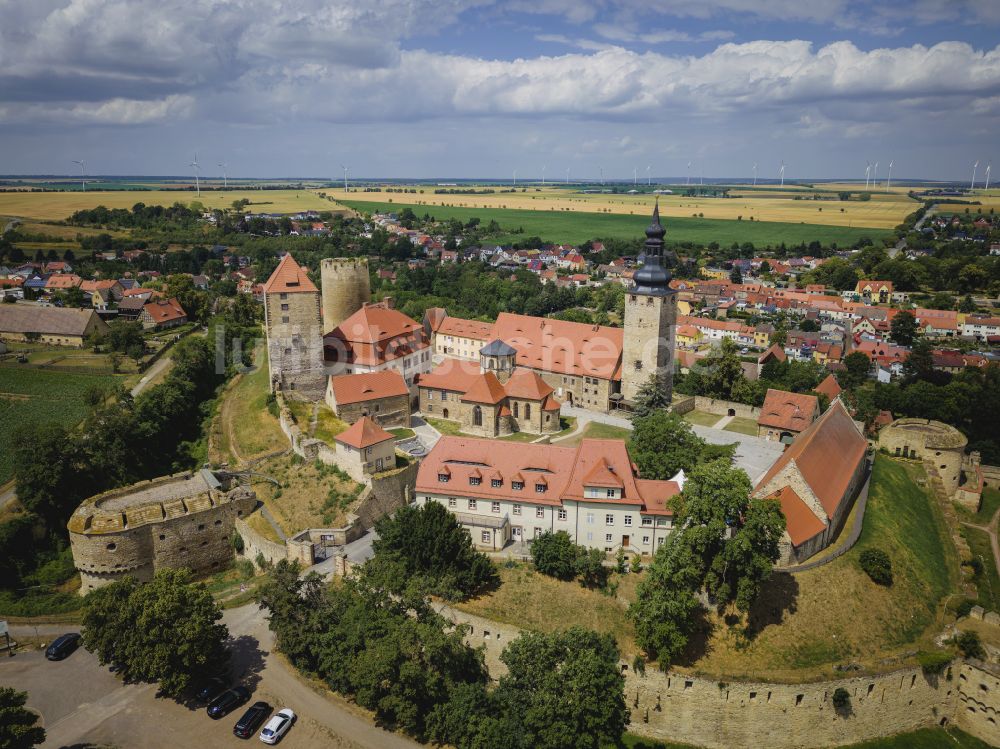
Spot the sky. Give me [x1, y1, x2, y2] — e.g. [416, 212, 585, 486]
[0, 0, 999, 181]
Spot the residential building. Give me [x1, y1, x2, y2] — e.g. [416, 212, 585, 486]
[962, 316, 1000, 342]
[0, 305, 109, 346]
[430, 315, 493, 359]
[814, 374, 842, 401]
[855, 280, 893, 305]
[415, 437, 680, 554]
[333, 416, 397, 482]
[326, 370, 411, 428]
[140, 298, 188, 329]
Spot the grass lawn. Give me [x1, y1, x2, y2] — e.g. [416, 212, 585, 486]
[339, 199, 891, 247]
[313, 404, 349, 444]
[616, 727, 991, 749]
[723, 416, 760, 436]
[962, 524, 1000, 612]
[424, 415, 548, 442]
[389, 427, 416, 440]
[246, 507, 284, 544]
[681, 410, 721, 428]
[215, 349, 287, 464]
[976, 487, 1000, 523]
[559, 420, 632, 446]
[462, 456, 959, 682]
[0, 365, 124, 483]
[254, 454, 364, 533]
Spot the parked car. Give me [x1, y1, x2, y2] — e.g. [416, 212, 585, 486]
[259, 708, 295, 744]
[45, 633, 81, 661]
[234, 701, 271, 739]
[207, 686, 250, 719]
[195, 677, 229, 703]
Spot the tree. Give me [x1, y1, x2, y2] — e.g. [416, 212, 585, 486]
[630, 371, 671, 420]
[840, 351, 872, 389]
[531, 531, 580, 581]
[575, 547, 610, 589]
[799, 318, 820, 332]
[490, 628, 628, 749]
[701, 338, 751, 402]
[859, 548, 893, 585]
[364, 501, 498, 600]
[758, 260, 771, 275]
[628, 411, 709, 480]
[903, 339, 935, 382]
[959, 294, 978, 313]
[0, 687, 46, 749]
[890, 309, 919, 346]
[82, 568, 230, 697]
[832, 687, 851, 713]
[729, 266, 743, 284]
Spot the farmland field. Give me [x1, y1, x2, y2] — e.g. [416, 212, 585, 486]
[0, 188, 341, 220]
[0, 365, 124, 483]
[331, 185, 913, 229]
[339, 198, 890, 246]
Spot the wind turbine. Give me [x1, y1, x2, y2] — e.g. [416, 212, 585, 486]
[340, 164, 349, 191]
[864, 161, 871, 190]
[971, 160, 980, 190]
[872, 161, 879, 187]
[565, 167, 570, 185]
[541, 164, 547, 185]
[686, 161, 692, 186]
[72, 159, 86, 191]
[779, 161, 786, 187]
[646, 165, 651, 186]
[752, 162, 758, 187]
[633, 167, 638, 186]
[513, 169, 517, 187]
[218, 162, 228, 190]
[885, 160, 894, 191]
[599, 166, 604, 186]
[985, 162, 992, 191]
[190, 153, 201, 197]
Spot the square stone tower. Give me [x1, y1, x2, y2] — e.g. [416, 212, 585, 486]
[262, 253, 326, 398]
[621, 203, 677, 403]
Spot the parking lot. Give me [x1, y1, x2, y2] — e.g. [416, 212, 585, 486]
[0, 604, 419, 749]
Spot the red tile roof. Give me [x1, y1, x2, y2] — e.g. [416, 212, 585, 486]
[492, 312, 623, 380]
[143, 297, 187, 325]
[765, 486, 826, 547]
[756, 400, 867, 522]
[814, 374, 842, 401]
[417, 359, 484, 392]
[45, 274, 82, 289]
[759, 389, 820, 432]
[758, 343, 787, 364]
[503, 368, 554, 400]
[437, 316, 493, 340]
[461, 371, 507, 404]
[335, 415, 395, 449]
[325, 304, 428, 366]
[329, 370, 409, 406]
[262, 253, 318, 294]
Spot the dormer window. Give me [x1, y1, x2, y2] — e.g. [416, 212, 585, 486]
[438, 472, 450, 483]
[470, 476, 482, 486]
[491, 479, 502, 488]
[512, 481, 524, 491]
[535, 482, 546, 493]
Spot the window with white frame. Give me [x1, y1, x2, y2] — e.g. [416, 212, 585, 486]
[558, 509, 567, 521]
[491, 501, 501, 514]
[491, 478, 502, 488]
[606, 488, 617, 498]
[481, 531, 491, 544]
[469, 476, 481, 486]
[643, 536, 650, 545]
[642, 517, 653, 526]
[512, 503, 522, 515]
[535, 482, 546, 493]
[624, 515, 632, 526]
[535, 507, 544, 518]
[586, 512, 594, 524]
[605, 514, 614, 525]
[448, 498, 456, 508]
[605, 533, 613, 543]
[512, 481, 524, 491]
[468, 499, 477, 510]
[586, 532, 593, 541]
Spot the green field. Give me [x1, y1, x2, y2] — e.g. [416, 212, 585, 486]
[0, 365, 123, 483]
[340, 199, 890, 247]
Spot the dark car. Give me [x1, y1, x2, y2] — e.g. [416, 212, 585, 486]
[233, 701, 271, 739]
[45, 633, 81, 661]
[195, 677, 229, 703]
[207, 686, 250, 719]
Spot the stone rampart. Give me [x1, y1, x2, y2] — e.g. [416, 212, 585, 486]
[694, 396, 760, 420]
[234, 514, 288, 568]
[671, 396, 696, 415]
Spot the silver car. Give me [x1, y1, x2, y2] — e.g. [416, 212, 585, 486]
[259, 708, 295, 744]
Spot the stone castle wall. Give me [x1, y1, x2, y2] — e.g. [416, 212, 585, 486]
[436, 602, 1000, 748]
[321, 257, 370, 332]
[694, 396, 761, 420]
[621, 291, 677, 402]
[234, 514, 289, 569]
[70, 479, 257, 594]
[264, 286, 326, 399]
[333, 393, 411, 428]
[878, 419, 966, 496]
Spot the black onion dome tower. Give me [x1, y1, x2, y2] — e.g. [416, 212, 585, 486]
[620, 199, 677, 403]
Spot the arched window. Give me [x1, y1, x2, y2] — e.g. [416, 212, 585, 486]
[473, 405, 483, 427]
[524, 403, 531, 420]
[513, 402, 519, 419]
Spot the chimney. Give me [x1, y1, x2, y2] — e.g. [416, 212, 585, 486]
[382, 296, 394, 310]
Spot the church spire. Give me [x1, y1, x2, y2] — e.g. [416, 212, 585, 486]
[632, 200, 671, 296]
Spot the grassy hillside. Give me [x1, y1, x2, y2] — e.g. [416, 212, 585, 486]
[340, 199, 890, 247]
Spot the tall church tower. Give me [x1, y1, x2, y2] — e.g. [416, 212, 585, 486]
[621, 202, 677, 404]
[262, 253, 326, 398]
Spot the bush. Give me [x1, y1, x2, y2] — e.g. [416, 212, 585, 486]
[917, 650, 953, 676]
[230, 531, 244, 553]
[859, 548, 893, 585]
[531, 531, 580, 581]
[956, 631, 985, 660]
[955, 598, 976, 618]
[576, 547, 610, 590]
[832, 687, 851, 712]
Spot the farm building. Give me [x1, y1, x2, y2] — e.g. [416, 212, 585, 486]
[0, 304, 110, 347]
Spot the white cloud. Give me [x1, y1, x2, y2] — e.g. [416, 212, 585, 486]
[0, 95, 194, 125]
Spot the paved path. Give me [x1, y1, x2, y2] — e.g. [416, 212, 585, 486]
[783, 472, 872, 574]
[714, 414, 735, 429]
[261, 506, 288, 541]
[960, 507, 1000, 581]
[1, 602, 420, 749]
[410, 415, 442, 451]
[129, 356, 172, 398]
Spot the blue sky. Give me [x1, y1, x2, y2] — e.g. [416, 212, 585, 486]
[0, 0, 998, 181]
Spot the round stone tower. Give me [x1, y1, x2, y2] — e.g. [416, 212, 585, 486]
[321, 257, 371, 333]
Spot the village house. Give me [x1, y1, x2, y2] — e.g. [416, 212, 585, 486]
[855, 279, 894, 305]
[326, 370, 411, 428]
[757, 389, 821, 443]
[0, 305, 110, 347]
[962, 315, 1000, 341]
[415, 437, 680, 554]
[333, 416, 397, 482]
[140, 297, 188, 330]
[80, 279, 123, 309]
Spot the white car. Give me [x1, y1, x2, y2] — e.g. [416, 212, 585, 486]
[259, 708, 295, 744]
